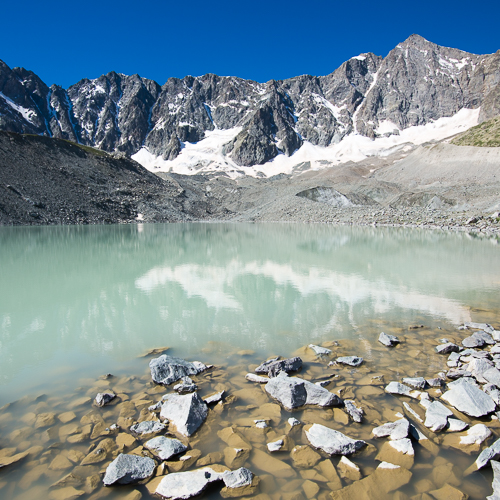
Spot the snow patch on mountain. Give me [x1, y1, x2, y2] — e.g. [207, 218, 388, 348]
[0, 92, 36, 123]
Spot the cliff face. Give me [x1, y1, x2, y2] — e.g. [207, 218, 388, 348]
[1, 35, 499, 170]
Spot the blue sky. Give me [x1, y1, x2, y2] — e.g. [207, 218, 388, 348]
[2, 0, 499, 88]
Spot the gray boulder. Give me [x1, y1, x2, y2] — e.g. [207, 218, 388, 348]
[160, 392, 208, 436]
[424, 401, 453, 432]
[144, 436, 187, 460]
[204, 391, 225, 405]
[155, 468, 222, 499]
[255, 356, 302, 377]
[378, 332, 400, 347]
[402, 377, 426, 389]
[477, 438, 500, 470]
[103, 453, 156, 485]
[436, 343, 460, 354]
[306, 423, 366, 455]
[150, 355, 208, 385]
[484, 368, 500, 388]
[372, 418, 409, 440]
[463, 331, 492, 348]
[466, 358, 495, 383]
[344, 400, 364, 423]
[222, 467, 254, 488]
[308, 344, 332, 355]
[385, 382, 413, 397]
[336, 356, 363, 367]
[174, 376, 198, 394]
[442, 382, 497, 417]
[464, 322, 494, 333]
[265, 372, 341, 410]
[130, 421, 167, 437]
[488, 460, 500, 500]
[95, 392, 116, 407]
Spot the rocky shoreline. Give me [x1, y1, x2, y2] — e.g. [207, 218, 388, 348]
[2, 319, 500, 499]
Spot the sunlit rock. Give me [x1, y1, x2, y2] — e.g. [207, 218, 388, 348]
[305, 423, 366, 456]
[150, 355, 208, 385]
[160, 392, 208, 437]
[103, 453, 156, 486]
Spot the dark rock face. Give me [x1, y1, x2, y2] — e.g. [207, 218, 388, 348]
[1, 35, 499, 169]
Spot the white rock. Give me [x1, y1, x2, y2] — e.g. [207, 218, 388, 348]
[460, 424, 492, 445]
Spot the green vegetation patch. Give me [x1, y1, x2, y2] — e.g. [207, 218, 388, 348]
[451, 116, 500, 147]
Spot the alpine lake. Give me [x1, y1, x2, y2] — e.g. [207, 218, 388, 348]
[1, 222, 500, 500]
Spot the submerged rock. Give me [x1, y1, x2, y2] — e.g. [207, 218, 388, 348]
[160, 392, 208, 436]
[378, 332, 400, 347]
[95, 393, 116, 407]
[255, 356, 302, 377]
[344, 400, 364, 423]
[336, 356, 363, 367]
[102, 453, 156, 486]
[442, 382, 496, 417]
[265, 372, 341, 410]
[130, 421, 167, 437]
[150, 355, 208, 385]
[305, 423, 366, 456]
[144, 436, 187, 460]
[308, 344, 332, 355]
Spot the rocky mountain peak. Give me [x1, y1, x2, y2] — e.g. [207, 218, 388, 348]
[0, 35, 499, 176]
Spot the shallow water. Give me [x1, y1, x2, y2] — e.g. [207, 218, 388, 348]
[1, 223, 500, 499]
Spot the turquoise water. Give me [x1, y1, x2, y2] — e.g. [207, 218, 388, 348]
[0, 223, 499, 406]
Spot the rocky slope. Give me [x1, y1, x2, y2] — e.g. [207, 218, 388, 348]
[1, 35, 499, 175]
[452, 116, 500, 147]
[0, 131, 231, 225]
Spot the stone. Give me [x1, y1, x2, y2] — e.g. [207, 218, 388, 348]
[464, 322, 494, 333]
[466, 358, 495, 383]
[245, 373, 269, 383]
[429, 483, 469, 500]
[476, 437, 500, 469]
[48, 487, 85, 500]
[155, 468, 221, 499]
[484, 384, 500, 405]
[460, 424, 492, 445]
[378, 332, 400, 347]
[447, 418, 469, 432]
[250, 448, 296, 478]
[436, 343, 460, 355]
[49, 455, 73, 471]
[442, 382, 496, 417]
[130, 420, 167, 437]
[58, 411, 77, 424]
[385, 382, 412, 397]
[95, 392, 116, 407]
[204, 391, 225, 404]
[0, 450, 30, 469]
[254, 419, 268, 429]
[224, 447, 250, 469]
[402, 377, 426, 389]
[305, 423, 366, 456]
[160, 392, 208, 436]
[488, 460, 500, 500]
[174, 376, 197, 394]
[267, 439, 284, 452]
[35, 412, 56, 428]
[308, 344, 332, 355]
[302, 479, 320, 499]
[372, 418, 409, 440]
[375, 439, 414, 469]
[197, 452, 223, 466]
[150, 355, 208, 385]
[255, 357, 302, 377]
[427, 378, 445, 388]
[484, 368, 500, 388]
[403, 402, 423, 423]
[336, 356, 363, 367]
[424, 401, 453, 432]
[264, 373, 340, 410]
[102, 453, 156, 485]
[330, 462, 412, 500]
[291, 445, 321, 468]
[344, 400, 364, 423]
[116, 433, 137, 450]
[338, 456, 361, 481]
[144, 436, 188, 460]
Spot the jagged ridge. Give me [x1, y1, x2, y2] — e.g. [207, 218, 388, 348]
[0, 34, 499, 171]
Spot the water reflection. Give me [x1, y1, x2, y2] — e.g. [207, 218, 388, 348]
[0, 223, 499, 404]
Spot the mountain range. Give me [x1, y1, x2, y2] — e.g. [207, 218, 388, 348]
[1, 34, 499, 178]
